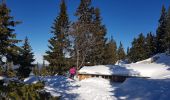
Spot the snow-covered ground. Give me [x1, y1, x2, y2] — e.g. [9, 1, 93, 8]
[24, 53, 170, 100]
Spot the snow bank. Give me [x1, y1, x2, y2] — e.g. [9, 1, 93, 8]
[79, 65, 139, 76]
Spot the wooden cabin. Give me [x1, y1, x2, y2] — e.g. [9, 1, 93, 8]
[78, 73, 127, 82]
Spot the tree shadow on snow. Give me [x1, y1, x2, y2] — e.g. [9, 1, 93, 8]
[106, 65, 140, 77]
[42, 76, 80, 100]
[151, 54, 170, 68]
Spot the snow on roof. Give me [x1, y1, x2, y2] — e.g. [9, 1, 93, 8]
[79, 65, 139, 76]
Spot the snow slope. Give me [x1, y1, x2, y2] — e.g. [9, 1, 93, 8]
[124, 53, 170, 79]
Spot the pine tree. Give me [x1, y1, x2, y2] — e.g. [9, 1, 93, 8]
[156, 5, 167, 53]
[129, 33, 147, 62]
[17, 37, 35, 78]
[44, 0, 70, 75]
[71, 0, 95, 69]
[145, 32, 157, 57]
[166, 6, 170, 54]
[89, 8, 106, 65]
[127, 47, 130, 55]
[126, 46, 130, 60]
[104, 37, 117, 64]
[0, 1, 21, 74]
[117, 42, 126, 60]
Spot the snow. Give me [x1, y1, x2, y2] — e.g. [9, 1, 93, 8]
[115, 78, 170, 100]
[24, 75, 170, 100]
[79, 65, 139, 76]
[115, 59, 129, 66]
[42, 76, 117, 100]
[124, 53, 170, 79]
[24, 75, 40, 84]
[23, 53, 170, 100]
[0, 76, 6, 80]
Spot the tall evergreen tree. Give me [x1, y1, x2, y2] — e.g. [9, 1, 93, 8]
[129, 33, 147, 62]
[156, 5, 167, 53]
[117, 42, 126, 60]
[104, 37, 117, 64]
[17, 37, 35, 78]
[44, 0, 70, 75]
[89, 8, 106, 65]
[0, 1, 20, 74]
[166, 6, 170, 54]
[145, 32, 157, 57]
[126, 46, 130, 59]
[71, 0, 95, 69]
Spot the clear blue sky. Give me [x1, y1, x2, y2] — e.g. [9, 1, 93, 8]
[6, 0, 170, 63]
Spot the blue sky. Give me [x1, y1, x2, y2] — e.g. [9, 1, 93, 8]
[6, 0, 170, 63]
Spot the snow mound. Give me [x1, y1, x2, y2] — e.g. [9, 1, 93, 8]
[79, 65, 139, 76]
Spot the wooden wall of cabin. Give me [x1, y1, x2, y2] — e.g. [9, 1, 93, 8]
[78, 74, 126, 82]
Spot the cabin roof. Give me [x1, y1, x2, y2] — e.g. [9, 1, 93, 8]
[78, 65, 139, 76]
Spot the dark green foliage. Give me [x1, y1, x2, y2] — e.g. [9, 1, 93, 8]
[44, 0, 70, 75]
[129, 33, 147, 62]
[17, 37, 35, 78]
[33, 62, 40, 76]
[0, 1, 21, 74]
[71, 0, 95, 69]
[126, 46, 130, 59]
[166, 7, 170, 54]
[89, 8, 107, 65]
[156, 5, 167, 53]
[104, 37, 117, 64]
[75, 0, 93, 24]
[0, 81, 59, 100]
[117, 42, 126, 60]
[145, 32, 157, 57]
[72, 0, 107, 68]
